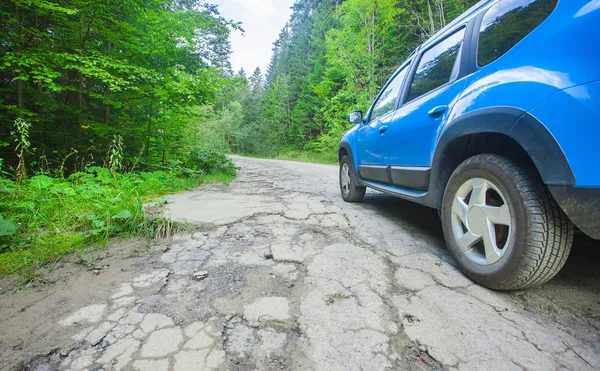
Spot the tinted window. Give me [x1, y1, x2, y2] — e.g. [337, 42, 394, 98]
[370, 66, 409, 122]
[407, 29, 465, 102]
[478, 0, 558, 67]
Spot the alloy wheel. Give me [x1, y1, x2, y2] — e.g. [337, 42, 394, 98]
[450, 177, 512, 265]
[340, 163, 351, 197]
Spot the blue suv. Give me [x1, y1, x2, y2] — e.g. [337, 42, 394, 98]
[338, 0, 600, 290]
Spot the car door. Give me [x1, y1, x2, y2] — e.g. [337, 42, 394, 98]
[385, 27, 469, 190]
[357, 66, 408, 184]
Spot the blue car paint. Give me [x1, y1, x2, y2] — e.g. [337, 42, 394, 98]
[527, 80, 600, 186]
[448, 0, 600, 186]
[357, 111, 391, 165]
[339, 0, 600, 238]
[357, 63, 412, 166]
[342, 124, 361, 173]
[387, 73, 469, 167]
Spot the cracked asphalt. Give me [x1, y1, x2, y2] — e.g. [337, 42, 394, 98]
[1, 155, 599, 371]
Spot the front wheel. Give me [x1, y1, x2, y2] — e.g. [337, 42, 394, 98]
[441, 154, 573, 290]
[339, 155, 366, 203]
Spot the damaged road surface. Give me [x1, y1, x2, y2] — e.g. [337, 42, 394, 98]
[1, 156, 599, 370]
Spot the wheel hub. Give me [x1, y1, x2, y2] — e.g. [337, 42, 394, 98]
[466, 206, 488, 236]
[450, 178, 512, 266]
[340, 163, 351, 197]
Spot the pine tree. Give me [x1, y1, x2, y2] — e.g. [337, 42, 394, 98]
[217, 0, 479, 157]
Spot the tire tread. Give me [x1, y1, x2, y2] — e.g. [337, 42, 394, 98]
[340, 155, 366, 203]
[444, 154, 573, 290]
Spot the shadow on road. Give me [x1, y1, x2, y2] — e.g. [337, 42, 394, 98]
[362, 192, 600, 319]
[363, 192, 445, 244]
[555, 234, 600, 290]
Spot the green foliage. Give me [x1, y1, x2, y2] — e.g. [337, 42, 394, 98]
[270, 148, 337, 165]
[0, 165, 236, 276]
[107, 135, 124, 173]
[1, 0, 240, 173]
[12, 118, 32, 188]
[11, 118, 31, 154]
[0, 215, 17, 237]
[179, 149, 237, 177]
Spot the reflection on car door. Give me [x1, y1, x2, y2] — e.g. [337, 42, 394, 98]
[357, 65, 409, 184]
[386, 28, 468, 191]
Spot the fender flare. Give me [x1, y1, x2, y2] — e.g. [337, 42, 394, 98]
[338, 140, 365, 186]
[429, 107, 575, 207]
[338, 140, 353, 163]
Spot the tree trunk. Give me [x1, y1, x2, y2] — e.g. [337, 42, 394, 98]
[66, 69, 78, 106]
[103, 1, 111, 125]
[14, 2, 24, 110]
[161, 130, 166, 166]
[439, 1, 446, 28]
[17, 81, 24, 110]
[145, 115, 151, 165]
[34, 14, 43, 114]
[427, 0, 435, 36]
[104, 41, 111, 125]
[369, 6, 376, 101]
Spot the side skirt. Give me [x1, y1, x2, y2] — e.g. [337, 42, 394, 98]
[361, 179, 436, 208]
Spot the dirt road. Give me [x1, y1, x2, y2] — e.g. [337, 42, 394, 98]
[1, 156, 599, 370]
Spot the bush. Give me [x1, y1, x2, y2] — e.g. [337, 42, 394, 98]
[179, 149, 237, 176]
[0, 152, 237, 276]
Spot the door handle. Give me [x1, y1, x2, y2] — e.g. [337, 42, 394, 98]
[379, 125, 388, 134]
[428, 105, 449, 118]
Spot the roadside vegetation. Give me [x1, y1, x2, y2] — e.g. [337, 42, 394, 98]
[243, 148, 337, 165]
[0, 127, 236, 278]
[0, 1, 239, 278]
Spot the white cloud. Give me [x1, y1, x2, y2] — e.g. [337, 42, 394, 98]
[210, 0, 295, 75]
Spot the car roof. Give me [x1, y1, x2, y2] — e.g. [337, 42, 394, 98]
[418, 0, 494, 52]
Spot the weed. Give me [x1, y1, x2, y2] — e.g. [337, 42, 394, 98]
[11, 118, 32, 194]
[106, 134, 124, 173]
[0, 167, 236, 279]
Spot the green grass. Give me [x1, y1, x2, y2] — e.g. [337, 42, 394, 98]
[199, 171, 239, 184]
[0, 168, 235, 278]
[239, 150, 337, 165]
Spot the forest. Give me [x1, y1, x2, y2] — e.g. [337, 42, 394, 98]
[219, 0, 478, 161]
[0, 0, 477, 279]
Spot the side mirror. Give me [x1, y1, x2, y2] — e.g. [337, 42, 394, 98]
[348, 111, 363, 125]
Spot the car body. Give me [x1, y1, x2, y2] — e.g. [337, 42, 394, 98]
[338, 0, 600, 289]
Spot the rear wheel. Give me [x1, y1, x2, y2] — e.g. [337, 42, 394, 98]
[441, 154, 573, 290]
[339, 155, 366, 203]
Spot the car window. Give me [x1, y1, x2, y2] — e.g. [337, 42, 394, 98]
[478, 0, 558, 67]
[407, 28, 466, 102]
[369, 66, 409, 122]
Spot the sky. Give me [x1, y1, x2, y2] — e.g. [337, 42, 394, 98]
[209, 0, 296, 76]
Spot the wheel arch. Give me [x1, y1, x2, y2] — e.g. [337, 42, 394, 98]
[339, 139, 366, 188]
[338, 139, 357, 168]
[338, 143, 350, 163]
[429, 107, 575, 209]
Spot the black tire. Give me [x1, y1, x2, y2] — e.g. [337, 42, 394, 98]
[441, 154, 573, 290]
[339, 155, 366, 203]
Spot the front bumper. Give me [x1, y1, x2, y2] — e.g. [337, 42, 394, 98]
[549, 186, 600, 239]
